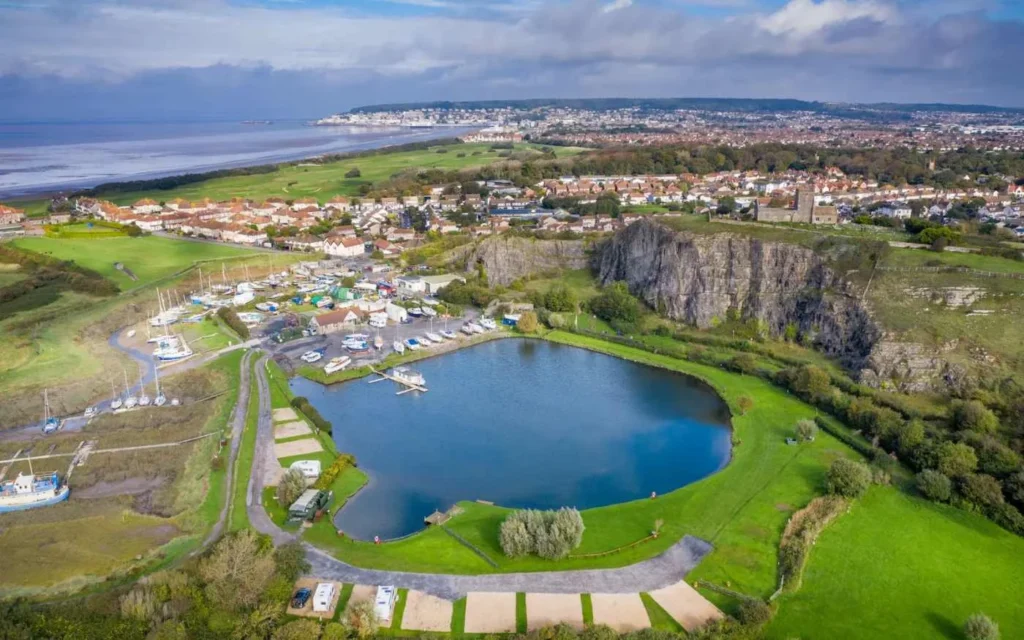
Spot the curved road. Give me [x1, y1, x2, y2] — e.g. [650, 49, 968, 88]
[244, 354, 714, 601]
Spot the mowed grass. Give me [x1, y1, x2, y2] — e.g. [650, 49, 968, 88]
[303, 332, 858, 594]
[12, 235, 263, 289]
[767, 487, 1024, 640]
[58, 143, 587, 207]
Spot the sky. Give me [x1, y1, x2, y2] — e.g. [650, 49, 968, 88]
[1, 0, 1023, 122]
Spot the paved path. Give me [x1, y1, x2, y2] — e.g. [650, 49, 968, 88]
[244, 346, 714, 600]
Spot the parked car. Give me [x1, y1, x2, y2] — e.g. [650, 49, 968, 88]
[291, 587, 311, 609]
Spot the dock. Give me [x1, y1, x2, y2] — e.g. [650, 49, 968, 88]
[368, 366, 428, 395]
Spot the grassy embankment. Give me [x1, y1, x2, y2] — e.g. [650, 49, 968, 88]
[0, 350, 245, 597]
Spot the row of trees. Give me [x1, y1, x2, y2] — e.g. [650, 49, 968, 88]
[499, 507, 586, 559]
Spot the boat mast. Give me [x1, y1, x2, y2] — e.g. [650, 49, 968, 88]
[123, 369, 130, 399]
[154, 362, 162, 398]
[43, 389, 50, 423]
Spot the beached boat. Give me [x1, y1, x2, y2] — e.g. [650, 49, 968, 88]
[153, 335, 193, 361]
[374, 331, 384, 350]
[324, 356, 352, 375]
[404, 338, 422, 351]
[83, 406, 97, 419]
[425, 332, 443, 344]
[468, 322, 485, 334]
[480, 318, 497, 330]
[393, 340, 406, 355]
[345, 341, 370, 354]
[122, 370, 137, 409]
[461, 324, 475, 335]
[440, 329, 457, 340]
[0, 470, 70, 514]
[421, 307, 437, 317]
[109, 381, 123, 411]
[390, 366, 425, 387]
[41, 390, 63, 435]
[126, 329, 136, 338]
[407, 307, 423, 318]
[153, 365, 166, 407]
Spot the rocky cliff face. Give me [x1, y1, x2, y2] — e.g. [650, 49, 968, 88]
[466, 235, 588, 286]
[597, 219, 881, 369]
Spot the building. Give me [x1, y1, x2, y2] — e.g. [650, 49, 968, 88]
[756, 189, 833, 224]
[419, 274, 466, 295]
[323, 236, 365, 258]
[310, 308, 365, 334]
[0, 204, 27, 225]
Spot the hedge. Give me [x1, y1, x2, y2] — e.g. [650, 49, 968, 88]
[216, 307, 251, 340]
[312, 453, 357, 491]
[290, 396, 332, 434]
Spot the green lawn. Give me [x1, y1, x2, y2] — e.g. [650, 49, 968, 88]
[12, 235, 263, 289]
[885, 246, 1024, 274]
[767, 487, 1024, 640]
[25, 143, 587, 209]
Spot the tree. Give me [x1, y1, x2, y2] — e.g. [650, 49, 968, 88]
[544, 283, 578, 312]
[736, 599, 773, 626]
[964, 613, 1000, 640]
[346, 600, 379, 639]
[345, 167, 361, 178]
[322, 622, 349, 640]
[499, 508, 585, 559]
[517, 310, 539, 333]
[273, 619, 322, 640]
[786, 365, 832, 402]
[728, 353, 758, 375]
[936, 441, 978, 478]
[589, 282, 640, 324]
[198, 530, 276, 611]
[276, 468, 307, 510]
[952, 400, 999, 434]
[959, 474, 1005, 509]
[795, 419, 817, 442]
[916, 469, 952, 502]
[895, 419, 926, 454]
[274, 541, 310, 583]
[826, 459, 872, 498]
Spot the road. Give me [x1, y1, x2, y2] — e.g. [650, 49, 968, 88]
[243, 352, 714, 600]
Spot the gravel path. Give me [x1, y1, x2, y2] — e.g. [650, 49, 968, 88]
[245, 350, 714, 600]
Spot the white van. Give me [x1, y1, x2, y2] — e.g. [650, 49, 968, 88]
[313, 583, 336, 613]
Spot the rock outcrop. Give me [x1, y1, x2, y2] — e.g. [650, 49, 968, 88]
[466, 235, 588, 286]
[597, 219, 881, 369]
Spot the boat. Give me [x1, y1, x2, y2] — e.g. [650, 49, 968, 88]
[440, 329, 457, 340]
[344, 333, 370, 341]
[390, 366, 425, 387]
[468, 322, 485, 334]
[421, 306, 437, 317]
[126, 329, 136, 338]
[393, 340, 406, 355]
[0, 466, 70, 514]
[407, 307, 423, 318]
[170, 398, 181, 407]
[324, 356, 352, 375]
[425, 332, 443, 344]
[83, 406, 97, 419]
[138, 393, 151, 407]
[300, 350, 323, 363]
[122, 369, 137, 409]
[109, 380, 123, 411]
[41, 389, 63, 435]
[153, 364, 166, 407]
[461, 324, 475, 335]
[374, 329, 384, 350]
[153, 335, 193, 361]
[345, 341, 370, 354]
[404, 338, 422, 351]
[480, 317, 497, 330]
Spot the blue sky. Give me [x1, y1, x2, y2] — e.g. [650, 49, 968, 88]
[1, 0, 1022, 122]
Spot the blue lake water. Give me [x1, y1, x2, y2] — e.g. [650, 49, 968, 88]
[0, 120, 469, 198]
[290, 339, 732, 540]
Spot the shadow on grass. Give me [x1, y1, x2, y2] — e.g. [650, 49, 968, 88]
[925, 611, 962, 640]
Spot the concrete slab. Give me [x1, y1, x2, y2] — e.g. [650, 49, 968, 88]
[401, 590, 454, 632]
[647, 581, 724, 632]
[526, 593, 584, 631]
[274, 438, 323, 459]
[464, 592, 517, 634]
[286, 578, 343, 619]
[274, 420, 312, 440]
[272, 407, 300, 423]
[591, 593, 651, 632]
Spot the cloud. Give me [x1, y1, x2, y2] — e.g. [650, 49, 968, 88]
[0, 0, 1022, 121]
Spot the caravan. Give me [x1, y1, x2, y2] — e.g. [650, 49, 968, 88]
[374, 586, 397, 623]
[312, 583, 336, 613]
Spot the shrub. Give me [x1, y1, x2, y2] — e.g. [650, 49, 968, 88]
[737, 396, 754, 415]
[273, 619, 322, 640]
[826, 459, 872, 498]
[544, 283, 578, 312]
[795, 419, 817, 442]
[499, 508, 585, 559]
[964, 613, 999, 640]
[273, 541, 310, 582]
[736, 599, 773, 626]
[276, 468, 307, 508]
[916, 469, 952, 502]
[589, 282, 641, 324]
[345, 167, 361, 178]
[313, 453, 357, 491]
[217, 306, 251, 340]
[119, 586, 158, 622]
[936, 441, 978, 478]
[517, 310, 539, 333]
[952, 400, 999, 434]
[290, 396, 333, 434]
[727, 353, 758, 375]
[959, 474, 1005, 510]
[346, 600, 379, 639]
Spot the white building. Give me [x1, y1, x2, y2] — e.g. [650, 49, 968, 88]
[324, 236, 365, 258]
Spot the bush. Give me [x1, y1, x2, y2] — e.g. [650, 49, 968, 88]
[589, 282, 641, 324]
[737, 396, 754, 415]
[826, 459, 872, 498]
[345, 167, 361, 178]
[346, 600, 379, 639]
[959, 474, 1005, 509]
[952, 400, 999, 434]
[290, 396, 333, 434]
[499, 508, 585, 559]
[313, 453, 357, 491]
[544, 283, 578, 312]
[795, 419, 817, 442]
[276, 468, 307, 508]
[736, 599, 773, 626]
[964, 613, 999, 640]
[916, 469, 952, 502]
[517, 310, 539, 333]
[217, 306, 251, 340]
[727, 352, 758, 375]
[936, 441, 978, 478]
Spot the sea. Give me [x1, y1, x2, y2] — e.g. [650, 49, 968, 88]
[0, 120, 469, 199]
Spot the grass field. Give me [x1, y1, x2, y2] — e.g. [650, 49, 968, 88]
[26, 142, 587, 210]
[767, 487, 1024, 639]
[12, 235, 266, 289]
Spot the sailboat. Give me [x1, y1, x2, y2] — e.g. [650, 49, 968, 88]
[154, 363, 166, 406]
[41, 389, 63, 435]
[123, 369, 137, 409]
[110, 380, 123, 410]
[374, 327, 384, 350]
[393, 324, 405, 355]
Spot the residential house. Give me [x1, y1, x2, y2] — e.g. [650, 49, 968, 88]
[0, 204, 26, 225]
[323, 236, 365, 258]
[310, 308, 366, 335]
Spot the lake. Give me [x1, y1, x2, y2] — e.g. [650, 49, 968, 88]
[290, 339, 733, 540]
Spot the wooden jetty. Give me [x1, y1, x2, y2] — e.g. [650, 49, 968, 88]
[368, 366, 428, 395]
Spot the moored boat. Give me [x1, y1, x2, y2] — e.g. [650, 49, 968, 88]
[324, 356, 352, 374]
[425, 332, 443, 344]
[0, 471, 70, 514]
[440, 329, 457, 340]
[390, 366, 425, 387]
[404, 338, 422, 351]
[393, 340, 406, 355]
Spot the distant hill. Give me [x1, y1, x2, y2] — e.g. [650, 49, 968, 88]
[348, 97, 1024, 117]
